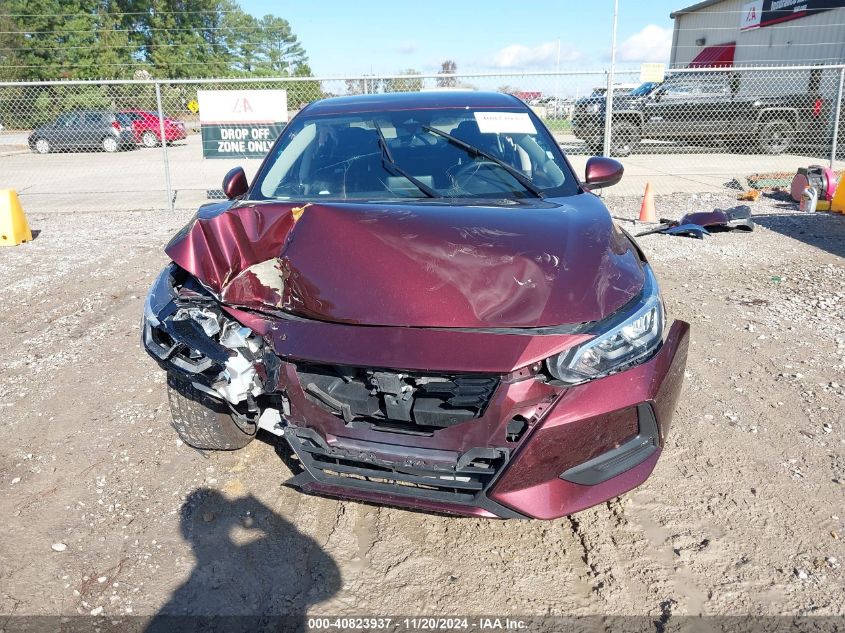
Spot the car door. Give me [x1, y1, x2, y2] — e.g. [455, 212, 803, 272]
[80, 111, 108, 148]
[64, 111, 96, 149]
[642, 78, 698, 140]
[51, 112, 82, 149]
[687, 74, 732, 142]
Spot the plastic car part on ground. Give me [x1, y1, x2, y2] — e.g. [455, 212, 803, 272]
[634, 205, 755, 239]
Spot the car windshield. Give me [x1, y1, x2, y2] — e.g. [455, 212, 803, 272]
[251, 107, 575, 201]
[629, 82, 659, 96]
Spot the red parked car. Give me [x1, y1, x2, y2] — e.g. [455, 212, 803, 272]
[142, 92, 689, 520]
[119, 109, 187, 147]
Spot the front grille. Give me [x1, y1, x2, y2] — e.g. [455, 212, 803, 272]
[286, 427, 509, 507]
[296, 363, 499, 433]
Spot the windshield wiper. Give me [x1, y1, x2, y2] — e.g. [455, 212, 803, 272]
[373, 122, 439, 198]
[421, 125, 544, 198]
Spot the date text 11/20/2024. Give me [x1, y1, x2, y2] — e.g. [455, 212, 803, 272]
[307, 617, 528, 630]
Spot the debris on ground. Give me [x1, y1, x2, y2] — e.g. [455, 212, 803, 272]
[634, 206, 755, 238]
[738, 189, 762, 202]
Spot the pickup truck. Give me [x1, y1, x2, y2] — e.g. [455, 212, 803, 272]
[571, 73, 827, 157]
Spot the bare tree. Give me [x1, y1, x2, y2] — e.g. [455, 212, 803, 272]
[436, 60, 457, 88]
[386, 69, 423, 93]
[345, 75, 385, 95]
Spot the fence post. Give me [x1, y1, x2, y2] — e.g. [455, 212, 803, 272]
[155, 81, 174, 211]
[602, 0, 619, 157]
[831, 67, 844, 169]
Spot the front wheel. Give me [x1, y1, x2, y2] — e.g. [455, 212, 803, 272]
[609, 121, 639, 157]
[166, 373, 256, 450]
[34, 138, 51, 154]
[726, 138, 752, 154]
[102, 136, 119, 153]
[758, 120, 793, 155]
[142, 131, 159, 148]
[586, 142, 604, 156]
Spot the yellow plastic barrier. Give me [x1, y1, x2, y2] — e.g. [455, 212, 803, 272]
[830, 177, 845, 214]
[0, 189, 33, 246]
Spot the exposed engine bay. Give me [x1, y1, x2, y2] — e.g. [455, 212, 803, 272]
[143, 265, 500, 437]
[298, 364, 499, 432]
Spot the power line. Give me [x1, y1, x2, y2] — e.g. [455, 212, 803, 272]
[0, 26, 297, 34]
[0, 40, 302, 52]
[0, 9, 244, 18]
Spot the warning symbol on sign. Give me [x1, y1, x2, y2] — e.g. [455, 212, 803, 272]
[232, 98, 254, 114]
[740, 0, 763, 30]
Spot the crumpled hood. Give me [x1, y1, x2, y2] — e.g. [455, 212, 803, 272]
[165, 196, 644, 328]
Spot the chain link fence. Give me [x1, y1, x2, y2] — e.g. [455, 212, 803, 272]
[1, 66, 843, 212]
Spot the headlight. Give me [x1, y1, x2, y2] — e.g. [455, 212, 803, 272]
[546, 265, 664, 385]
[588, 103, 600, 114]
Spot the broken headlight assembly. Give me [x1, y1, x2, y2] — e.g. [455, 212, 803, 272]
[546, 264, 664, 386]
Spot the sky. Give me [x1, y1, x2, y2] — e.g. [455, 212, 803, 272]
[239, 0, 684, 78]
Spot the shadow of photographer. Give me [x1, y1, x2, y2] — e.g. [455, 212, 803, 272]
[146, 487, 341, 633]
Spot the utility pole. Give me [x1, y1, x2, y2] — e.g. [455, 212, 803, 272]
[555, 38, 561, 115]
[602, 0, 619, 157]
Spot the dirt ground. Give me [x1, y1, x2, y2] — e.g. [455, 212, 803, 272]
[0, 192, 843, 626]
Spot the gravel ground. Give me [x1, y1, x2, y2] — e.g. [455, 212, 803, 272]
[0, 192, 843, 625]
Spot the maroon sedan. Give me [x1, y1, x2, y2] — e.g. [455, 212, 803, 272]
[119, 109, 187, 147]
[142, 92, 689, 520]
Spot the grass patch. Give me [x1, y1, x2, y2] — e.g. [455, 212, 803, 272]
[542, 118, 571, 133]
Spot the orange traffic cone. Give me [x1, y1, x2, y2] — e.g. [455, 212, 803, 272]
[639, 182, 656, 222]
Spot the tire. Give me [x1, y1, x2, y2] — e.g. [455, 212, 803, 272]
[102, 136, 119, 153]
[586, 142, 604, 156]
[726, 138, 751, 155]
[609, 121, 639, 157]
[758, 120, 793, 155]
[142, 130, 159, 148]
[34, 138, 51, 154]
[166, 373, 256, 450]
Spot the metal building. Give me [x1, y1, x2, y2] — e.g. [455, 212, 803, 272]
[670, 0, 845, 67]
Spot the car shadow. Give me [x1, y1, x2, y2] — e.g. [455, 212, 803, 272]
[145, 487, 341, 633]
[753, 210, 845, 259]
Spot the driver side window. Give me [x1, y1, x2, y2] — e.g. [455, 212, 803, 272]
[662, 81, 697, 97]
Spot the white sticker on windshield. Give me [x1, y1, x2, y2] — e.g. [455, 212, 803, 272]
[474, 111, 536, 134]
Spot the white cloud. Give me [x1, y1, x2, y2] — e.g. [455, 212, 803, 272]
[397, 41, 417, 55]
[616, 25, 672, 63]
[492, 41, 582, 69]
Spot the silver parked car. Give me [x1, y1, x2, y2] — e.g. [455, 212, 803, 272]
[28, 110, 136, 154]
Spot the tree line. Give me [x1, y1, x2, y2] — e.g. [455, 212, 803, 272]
[0, 0, 311, 81]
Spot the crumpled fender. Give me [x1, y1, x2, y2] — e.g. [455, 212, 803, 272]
[166, 202, 300, 310]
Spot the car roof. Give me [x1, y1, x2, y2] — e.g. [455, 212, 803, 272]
[304, 91, 525, 115]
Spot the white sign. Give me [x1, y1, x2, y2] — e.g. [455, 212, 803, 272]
[640, 63, 666, 83]
[197, 89, 288, 124]
[197, 89, 288, 158]
[473, 111, 536, 134]
[740, 0, 764, 30]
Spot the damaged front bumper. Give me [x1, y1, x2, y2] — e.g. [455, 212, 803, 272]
[143, 263, 689, 520]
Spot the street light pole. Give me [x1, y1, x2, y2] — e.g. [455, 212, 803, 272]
[602, 0, 619, 157]
[555, 38, 561, 114]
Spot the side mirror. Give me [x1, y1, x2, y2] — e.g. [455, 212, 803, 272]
[583, 156, 624, 190]
[222, 166, 248, 199]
